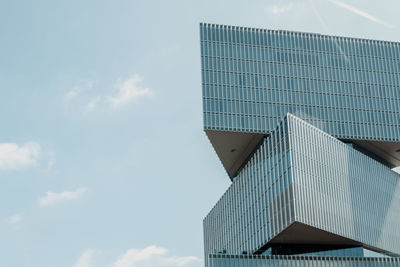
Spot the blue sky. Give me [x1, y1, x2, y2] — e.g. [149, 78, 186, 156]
[1, 0, 399, 266]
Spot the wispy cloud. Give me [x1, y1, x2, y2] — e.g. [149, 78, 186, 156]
[107, 74, 152, 109]
[309, 0, 349, 61]
[73, 250, 94, 267]
[162, 256, 201, 266]
[47, 151, 56, 170]
[38, 187, 87, 207]
[70, 246, 200, 267]
[8, 214, 23, 224]
[0, 142, 41, 170]
[265, 3, 295, 14]
[111, 245, 201, 267]
[84, 97, 100, 114]
[64, 80, 94, 101]
[112, 246, 167, 267]
[327, 0, 394, 28]
[64, 74, 152, 113]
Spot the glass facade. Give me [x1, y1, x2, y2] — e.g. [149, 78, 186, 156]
[262, 245, 377, 257]
[289, 115, 400, 255]
[204, 117, 294, 256]
[200, 24, 400, 267]
[208, 254, 400, 267]
[200, 23, 400, 142]
[204, 114, 400, 261]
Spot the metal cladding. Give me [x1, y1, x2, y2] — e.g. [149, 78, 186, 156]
[200, 23, 400, 267]
[203, 114, 400, 259]
[208, 254, 400, 267]
[200, 23, 400, 140]
[200, 23, 400, 178]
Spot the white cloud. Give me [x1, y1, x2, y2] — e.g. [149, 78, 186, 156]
[47, 151, 56, 170]
[327, 0, 394, 28]
[84, 97, 100, 114]
[73, 250, 94, 267]
[64, 80, 94, 100]
[65, 74, 152, 113]
[111, 245, 201, 267]
[107, 74, 152, 108]
[65, 90, 78, 99]
[68, 247, 200, 267]
[39, 187, 87, 207]
[0, 142, 41, 170]
[163, 256, 202, 266]
[112, 246, 167, 267]
[8, 214, 23, 224]
[265, 3, 295, 14]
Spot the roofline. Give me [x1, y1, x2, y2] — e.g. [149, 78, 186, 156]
[200, 22, 400, 46]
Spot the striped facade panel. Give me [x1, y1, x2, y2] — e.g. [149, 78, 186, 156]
[204, 114, 400, 263]
[203, 117, 295, 257]
[288, 114, 400, 255]
[200, 23, 400, 142]
[208, 254, 400, 267]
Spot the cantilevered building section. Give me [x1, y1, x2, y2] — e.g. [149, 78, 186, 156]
[200, 23, 400, 178]
[204, 114, 400, 258]
[200, 23, 400, 267]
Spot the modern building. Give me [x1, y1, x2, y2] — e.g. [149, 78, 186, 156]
[200, 23, 400, 266]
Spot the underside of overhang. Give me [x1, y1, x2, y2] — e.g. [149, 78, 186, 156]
[205, 129, 400, 180]
[205, 130, 264, 179]
[350, 139, 400, 169]
[255, 222, 398, 257]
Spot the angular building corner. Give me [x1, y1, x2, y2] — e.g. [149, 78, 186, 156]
[200, 23, 400, 266]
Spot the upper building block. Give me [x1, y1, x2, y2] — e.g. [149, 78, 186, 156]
[200, 23, 400, 178]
